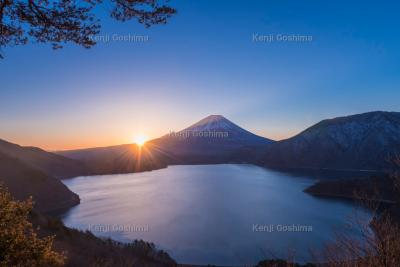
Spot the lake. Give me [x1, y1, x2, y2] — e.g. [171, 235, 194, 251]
[61, 164, 370, 265]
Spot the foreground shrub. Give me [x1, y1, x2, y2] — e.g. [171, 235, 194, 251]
[0, 185, 65, 267]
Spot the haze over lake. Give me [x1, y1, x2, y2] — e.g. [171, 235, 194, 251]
[61, 164, 370, 265]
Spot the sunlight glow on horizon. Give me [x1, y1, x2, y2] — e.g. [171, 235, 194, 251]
[0, 122, 301, 151]
[133, 135, 148, 147]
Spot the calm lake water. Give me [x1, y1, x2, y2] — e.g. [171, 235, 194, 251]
[61, 164, 370, 265]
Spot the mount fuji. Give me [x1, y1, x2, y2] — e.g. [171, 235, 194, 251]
[165, 115, 271, 144]
[150, 115, 273, 164]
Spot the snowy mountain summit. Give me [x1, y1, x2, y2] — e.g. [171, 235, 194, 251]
[186, 115, 239, 131]
[151, 115, 273, 164]
[172, 115, 273, 144]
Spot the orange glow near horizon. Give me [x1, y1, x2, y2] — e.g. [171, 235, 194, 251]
[1, 113, 298, 151]
[1, 130, 293, 152]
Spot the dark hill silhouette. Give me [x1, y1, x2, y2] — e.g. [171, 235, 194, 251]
[0, 138, 88, 178]
[57, 143, 169, 175]
[0, 151, 79, 212]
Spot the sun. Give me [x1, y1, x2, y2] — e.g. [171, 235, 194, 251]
[133, 135, 147, 146]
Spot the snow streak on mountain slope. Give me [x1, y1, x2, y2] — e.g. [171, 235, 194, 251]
[173, 115, 273, 144]
[263, 111, 400, 171]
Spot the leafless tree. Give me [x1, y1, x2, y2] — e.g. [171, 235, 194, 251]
[322, 159, 400, 267]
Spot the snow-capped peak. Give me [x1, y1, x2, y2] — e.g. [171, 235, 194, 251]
[184, 115, 242, 132]
[172, 115, 273, 143]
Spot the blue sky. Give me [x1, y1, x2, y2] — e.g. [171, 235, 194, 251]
[1, 0, 400, 149]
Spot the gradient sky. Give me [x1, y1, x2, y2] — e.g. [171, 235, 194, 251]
[1, 0, 400, 150]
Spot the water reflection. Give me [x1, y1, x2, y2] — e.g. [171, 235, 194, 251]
[62, 164, 371, 265]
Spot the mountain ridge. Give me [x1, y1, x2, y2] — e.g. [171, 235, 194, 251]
[0, 138, 87, 212]
[262, 111, 400, 171]
[0, 138, 88, 179]
[0, 151, 80, 212]
[56, 111, 400, 172]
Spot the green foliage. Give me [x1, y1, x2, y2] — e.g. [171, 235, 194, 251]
[0, 185, 65, 267]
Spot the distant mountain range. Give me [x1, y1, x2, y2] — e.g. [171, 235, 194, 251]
[56, 112, 400, 173]
[57, 115, 272, 171]
[262, 111, 400, 171]
[1, 111, 400, 212]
